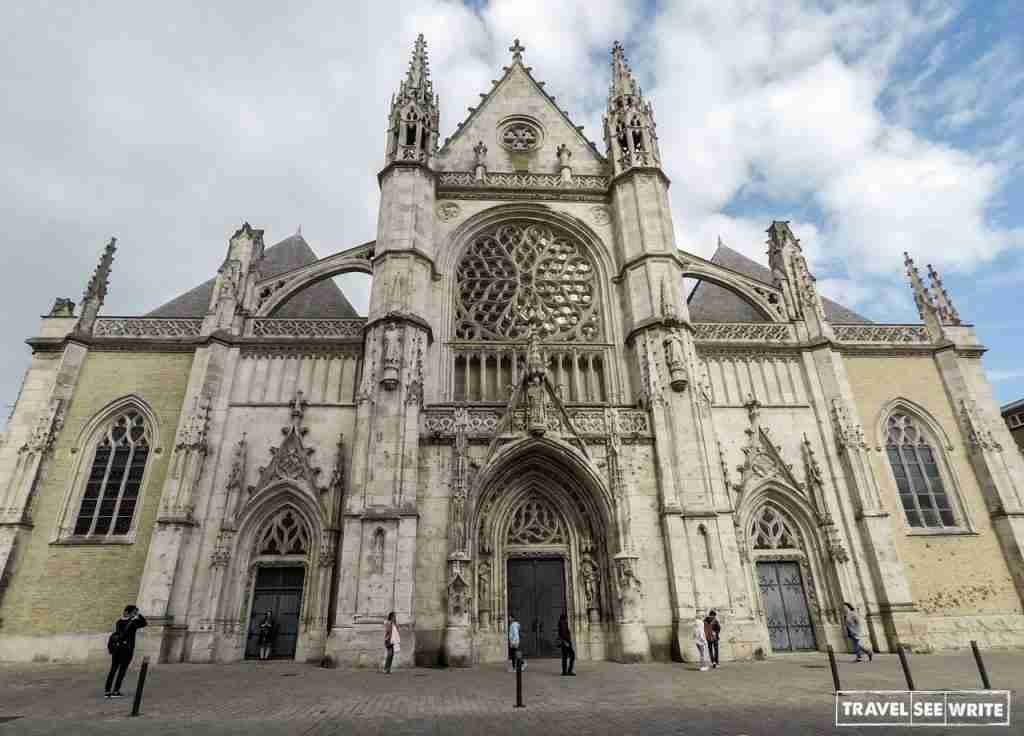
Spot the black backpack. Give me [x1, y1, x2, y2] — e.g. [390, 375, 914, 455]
[107, 628, 129, 655]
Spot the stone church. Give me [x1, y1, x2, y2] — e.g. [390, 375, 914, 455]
[2, 37, 1023, 667]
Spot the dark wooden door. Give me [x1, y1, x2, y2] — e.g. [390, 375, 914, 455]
[507, 558, 565, 658]
[245, 566, 305, 659]
[756, 560, 816, 651]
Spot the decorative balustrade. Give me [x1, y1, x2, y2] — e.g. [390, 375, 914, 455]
[250, 319, 366, 339]
[692, 322, 794, 343]
[93, 318, 203, 338]
[449, 344, 610, 404]
[832, 324, 931, 345]
[437, 171, 610, 191]
[422, 406, 649, 438]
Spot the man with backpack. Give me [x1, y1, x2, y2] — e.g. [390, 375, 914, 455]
[105, 605, 147, 698]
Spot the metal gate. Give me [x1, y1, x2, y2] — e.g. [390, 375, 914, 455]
[245, 566, 305, 659]
[756, 560, 816, 651]
[507, 558, 565, 658]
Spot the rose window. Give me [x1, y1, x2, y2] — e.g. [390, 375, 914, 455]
[500, 121, 541, 152]
[454, 221, 600, 341]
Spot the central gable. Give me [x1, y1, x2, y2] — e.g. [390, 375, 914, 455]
[436, 61, 607, 177]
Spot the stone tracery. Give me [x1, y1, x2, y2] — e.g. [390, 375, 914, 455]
[454, 221, 600, 342]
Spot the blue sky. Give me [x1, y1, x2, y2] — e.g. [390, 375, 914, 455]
[0, 0, 1021, 416]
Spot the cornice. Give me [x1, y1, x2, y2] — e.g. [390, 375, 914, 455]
[377, 160, 436, 188]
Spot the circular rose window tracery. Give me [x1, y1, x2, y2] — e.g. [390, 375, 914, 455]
[454, 221, 601, 342]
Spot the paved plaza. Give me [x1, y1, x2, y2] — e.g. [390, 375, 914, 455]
[0, 650, 1020, 735]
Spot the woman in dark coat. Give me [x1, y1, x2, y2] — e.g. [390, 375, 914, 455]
[558, 612, 575, 676]
[105, 605, 147, 697]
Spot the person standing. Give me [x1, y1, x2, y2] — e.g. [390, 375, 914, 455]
[257, 611, 275, 661]
[383, 611, 401, 674]
[507, 612, 525, 672]
[557, 612, 575, 676]
[104, 605, 147, 698]
[704, 610, 722, 669]
[844, 602, 873, 663]
[693, 613, 709, 672]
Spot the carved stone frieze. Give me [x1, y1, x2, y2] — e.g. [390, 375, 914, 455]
[437, 170, 609, 191]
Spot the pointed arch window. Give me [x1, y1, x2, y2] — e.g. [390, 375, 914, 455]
[885, 412, 956, 528]
[71, 409, 151, 539]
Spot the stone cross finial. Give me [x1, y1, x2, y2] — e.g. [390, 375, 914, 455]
[509, 39, 525, 62]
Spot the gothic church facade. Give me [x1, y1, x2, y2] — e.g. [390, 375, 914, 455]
[2, 38, 1024, 666]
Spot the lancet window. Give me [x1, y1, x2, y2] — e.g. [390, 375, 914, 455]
[885, 412, 956, 528]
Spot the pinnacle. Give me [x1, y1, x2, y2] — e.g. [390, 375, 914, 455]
[405, 33, 431, 91]
[610, 41, 639, 98]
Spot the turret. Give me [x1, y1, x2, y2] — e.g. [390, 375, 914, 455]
[604, 42, 661, 177]
[385, 34, 439, 166]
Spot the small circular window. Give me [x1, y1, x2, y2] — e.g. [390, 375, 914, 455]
[499, 118, 543, 153]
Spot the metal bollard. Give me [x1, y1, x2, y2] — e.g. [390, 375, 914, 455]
[896, 645, 915, 691]
[130, 656, 150, 717]
[515, 656, 525, 708]
[826, 645, 841, 693]
[970, 640, 992, 690]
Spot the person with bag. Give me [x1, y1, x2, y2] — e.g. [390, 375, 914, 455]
[383, 611, 401, 674]
[105, 605, 147, 698]
[256, 611, 276, 661]
[557, 612, 575, 676]
[704, 610, 722, 669]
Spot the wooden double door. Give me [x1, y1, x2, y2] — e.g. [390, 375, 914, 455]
[245, 566, 304, 659]
[507, 558, 566, 658]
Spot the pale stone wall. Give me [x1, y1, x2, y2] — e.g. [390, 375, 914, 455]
[845, 354, 1024, 625]
[412, 443, 450, 664]
[435, 65, 606, 176]
[0, 350, 192, 659]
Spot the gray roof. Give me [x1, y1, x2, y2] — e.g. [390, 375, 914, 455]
[687, 244, 870, 324]
[147, 233, 359, 318]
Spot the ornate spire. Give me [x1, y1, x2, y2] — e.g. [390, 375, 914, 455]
[76, 237, 117, 335]
[83, 237, 117, 304]
[407, 33, 430, 88]
[903, 252, 937, 323]
[610, 41, 639, 98]
[386, 34, 440, 165]
[926, 263, 962, 325]
[604, 42, 660, 175]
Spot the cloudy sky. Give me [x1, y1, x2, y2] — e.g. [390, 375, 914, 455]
[2, 0, 1022, 417]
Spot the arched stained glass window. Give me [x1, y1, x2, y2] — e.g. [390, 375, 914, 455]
[73, 409, 150, 537]
[454, 221, 600, 342]
[886, 413, 955, 528]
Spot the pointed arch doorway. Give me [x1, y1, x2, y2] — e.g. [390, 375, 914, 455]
[472, 445, 618, 663]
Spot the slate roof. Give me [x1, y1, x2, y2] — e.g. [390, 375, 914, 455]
[147, 233, 359, 319]
[687, 244, 870, 324]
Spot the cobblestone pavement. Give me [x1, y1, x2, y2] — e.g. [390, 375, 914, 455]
[0, 650, 1020, 735]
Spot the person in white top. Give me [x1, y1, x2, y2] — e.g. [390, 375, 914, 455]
[694, 613, 709, 671]
[507, 612, 526, 672]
